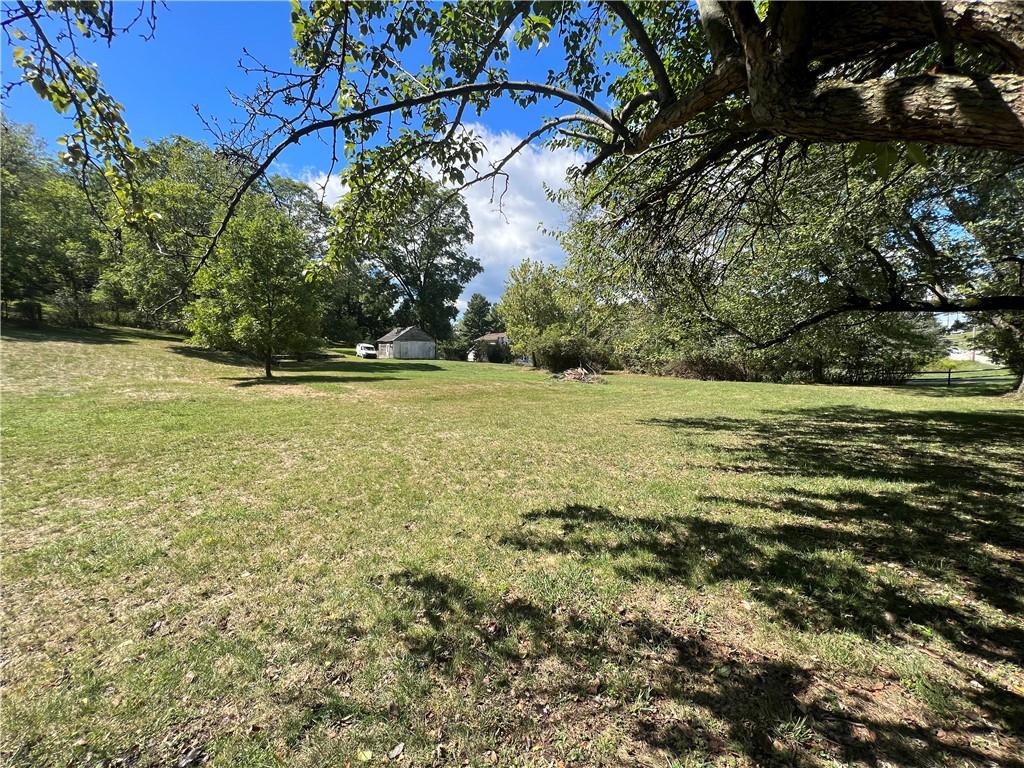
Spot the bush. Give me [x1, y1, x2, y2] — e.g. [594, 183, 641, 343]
[662, 353, 757, 381]
[438, 338, 471, 360]
[480, 342, 513, 364]
[531, 332, 613, 372]
[51, 288, 95, 327]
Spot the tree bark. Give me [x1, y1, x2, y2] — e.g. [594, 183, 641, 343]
[265, 353, 272, 379]
[758, 72, 1024, 153]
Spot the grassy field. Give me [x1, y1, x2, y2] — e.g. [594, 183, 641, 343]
[908, 358, 1016, 389]
[2, 325, 1022, 768]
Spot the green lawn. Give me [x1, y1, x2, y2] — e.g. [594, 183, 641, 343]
[2, 325, 1022, 768]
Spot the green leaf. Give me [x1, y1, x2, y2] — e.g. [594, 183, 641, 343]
[906, 142, 929, 167]
[851, 141, 874, 165]
[873, 143, 895, 179]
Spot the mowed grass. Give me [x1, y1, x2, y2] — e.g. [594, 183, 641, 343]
[2, 325, 1022, 768]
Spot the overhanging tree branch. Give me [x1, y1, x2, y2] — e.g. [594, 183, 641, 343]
[606, 1, 676, 104]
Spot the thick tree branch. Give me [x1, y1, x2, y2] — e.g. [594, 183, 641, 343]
[606, 1, 675, 104]
[195, 79, 627, 280]
[764, 72, 1024, 153]
[750, 293, 1024, 349]
[629, 58, 747, 153]
[696, 0, 740, 63]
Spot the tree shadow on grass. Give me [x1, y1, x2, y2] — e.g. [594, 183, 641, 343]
[2, 323, 188, 345]
[381, 565, 1022, 767]
[634, 408, 1024, 653]
[888, 381, 1018, 398]
[168, 344, 442, 378]
[1, 323, 132, 345]
[480, 405, 1023, 764]
[168, 345, 256, 367]
[224, 374, 405, 387]
[287, 358, 443, 374]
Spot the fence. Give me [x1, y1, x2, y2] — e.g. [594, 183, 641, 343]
[903, 366, 1016, 386]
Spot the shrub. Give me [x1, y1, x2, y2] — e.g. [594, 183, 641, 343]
[662, 353, 757, 381]
[531, 331, 613, 372]
[438, 338, 470, 360]
[480, 342, 513, 364]
[51, 288, 95, 327]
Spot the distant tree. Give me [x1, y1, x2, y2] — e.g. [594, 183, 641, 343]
[1, 120, 103, 323]
[104, 137, 240, 327]
[186, 196, 321, 378]
[333, 173, 479, 340]
[268, 175, 332, 259]
[496, 261, 566, 355]
[495, 260, 610, 370]
[1, 120, 49, 302]
[319, 265, 401, 343]
[486, 304, 505, 334]
[458, 293, 494, 343]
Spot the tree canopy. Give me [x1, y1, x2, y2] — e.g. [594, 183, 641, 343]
[4, 1, 1023, 343]
[7, 2, 1023, 252]
[332, 174, 479, 340]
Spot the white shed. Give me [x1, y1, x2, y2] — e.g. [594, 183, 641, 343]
[376, 326, 436, 359]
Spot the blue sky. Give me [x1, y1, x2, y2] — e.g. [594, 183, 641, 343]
[2, 1, 583, 305]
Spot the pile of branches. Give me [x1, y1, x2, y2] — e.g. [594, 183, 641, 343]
[552, 366, 605, 384]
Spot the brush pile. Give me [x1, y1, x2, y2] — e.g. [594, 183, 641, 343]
[552, 366, 605, 384]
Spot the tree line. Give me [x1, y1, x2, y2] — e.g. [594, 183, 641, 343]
[1, 121, 485, 376]
[497, 135, 1023, 387]
[4, 0, 1022, 388]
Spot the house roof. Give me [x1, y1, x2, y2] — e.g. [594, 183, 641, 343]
[475, 331, 508, 343]
[377, 326, 434, 343]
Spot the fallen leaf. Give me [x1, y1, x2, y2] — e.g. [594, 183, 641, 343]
[356, 749, 373, 762]
[388, 743, 404, 760]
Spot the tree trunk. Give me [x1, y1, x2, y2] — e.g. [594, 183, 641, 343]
[812, 356, 825, 383]
[265, 352, 273, 379]
[764, 73, 1024, 153]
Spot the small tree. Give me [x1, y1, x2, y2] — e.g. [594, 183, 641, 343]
[458, 293, 494, 343]
[496, 260, 566, 364]
[495, 260, 613, 371]
[187, 196, 320, 378]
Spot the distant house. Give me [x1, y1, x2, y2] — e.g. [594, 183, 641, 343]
[468, 331, 521, 363]
[475, 331, 509, 347]
[377, 326, 436, 359]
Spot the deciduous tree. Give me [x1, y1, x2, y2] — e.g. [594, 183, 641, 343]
[187, 196, 321, 378]
[332, 174, 478, 340]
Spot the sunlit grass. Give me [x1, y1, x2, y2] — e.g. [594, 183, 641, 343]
[2, 324, 1022, 767]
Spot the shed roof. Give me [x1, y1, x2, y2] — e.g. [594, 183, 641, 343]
[377, 326, 434, 343]
[474, 331, 509, 343]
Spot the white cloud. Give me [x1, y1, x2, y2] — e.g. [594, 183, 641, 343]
[302, 169, 348, 207]
[299, 123, 582, 306]
[458, 122, 582, 303]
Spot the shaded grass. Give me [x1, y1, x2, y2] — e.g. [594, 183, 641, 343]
[2, 325, 1022, 767]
